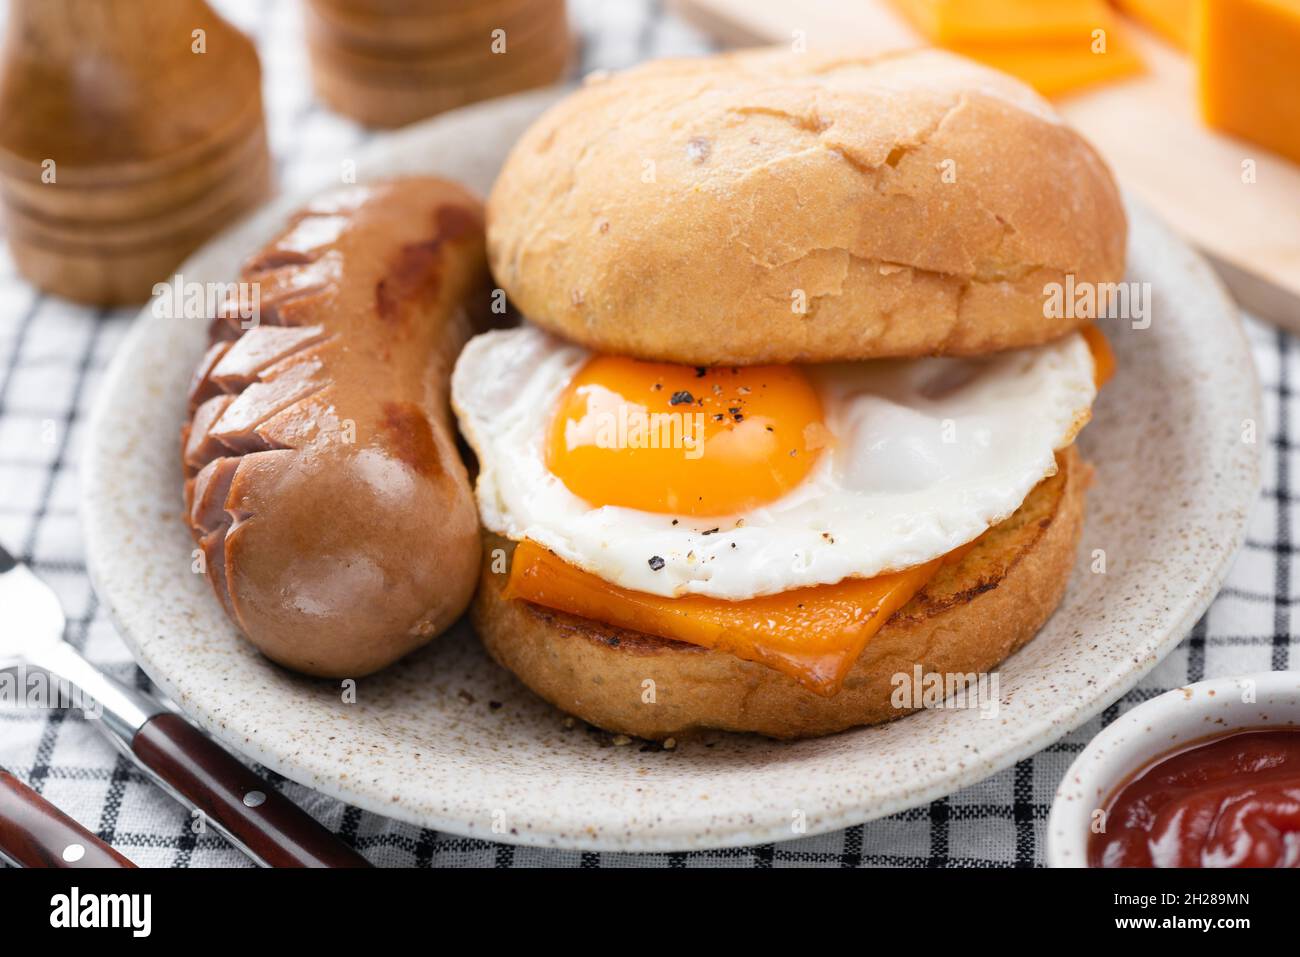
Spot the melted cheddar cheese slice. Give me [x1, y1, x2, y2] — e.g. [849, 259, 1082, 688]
[504, 539, 969, 696]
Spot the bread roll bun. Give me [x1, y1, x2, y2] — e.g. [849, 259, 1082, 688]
[487, 48, 1126, 364]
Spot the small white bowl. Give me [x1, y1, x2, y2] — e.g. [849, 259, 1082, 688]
[1047, 671, 1300, 867]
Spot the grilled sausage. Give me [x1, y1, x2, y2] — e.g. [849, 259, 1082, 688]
[181, 177, 489, 677]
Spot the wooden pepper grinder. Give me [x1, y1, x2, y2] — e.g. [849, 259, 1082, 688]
[0, 0, 271, 305]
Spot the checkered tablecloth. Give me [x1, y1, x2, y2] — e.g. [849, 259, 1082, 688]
[0, 0, 1291, 868]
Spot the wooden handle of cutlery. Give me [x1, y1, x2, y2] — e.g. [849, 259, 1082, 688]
[131, 712, 371, 868]
[0, 770, 136, 868]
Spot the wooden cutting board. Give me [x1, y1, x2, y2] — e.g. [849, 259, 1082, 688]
[671, 0, 1300, 330]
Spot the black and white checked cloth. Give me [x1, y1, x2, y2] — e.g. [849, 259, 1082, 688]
[0, 0, 1291, 868]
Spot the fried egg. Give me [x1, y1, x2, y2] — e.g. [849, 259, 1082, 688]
[451, 325, 1097, 600]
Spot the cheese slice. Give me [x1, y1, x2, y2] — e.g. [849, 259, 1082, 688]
[504, 538, 958, 697]
[888, 0, 1143, 95]
[952, 27, 1144, 95]
[891, 0, 1114, 42]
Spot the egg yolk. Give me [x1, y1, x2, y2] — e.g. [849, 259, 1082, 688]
[546, 357, 825, 516]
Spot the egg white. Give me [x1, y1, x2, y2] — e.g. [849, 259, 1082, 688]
[451, 325, 1096, 600]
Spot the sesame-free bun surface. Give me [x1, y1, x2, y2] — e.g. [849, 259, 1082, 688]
[472, 448, 1088, 740]
[487, 48, 1126, 364]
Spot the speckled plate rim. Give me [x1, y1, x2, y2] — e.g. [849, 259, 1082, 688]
[1045, 671, 1300, 867]
[82, 89, 1263, 852]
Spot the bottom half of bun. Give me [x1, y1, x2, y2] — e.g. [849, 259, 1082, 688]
[472, 447, 1089, 740]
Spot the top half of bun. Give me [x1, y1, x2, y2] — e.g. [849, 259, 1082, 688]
[487, 47, 1126, 365]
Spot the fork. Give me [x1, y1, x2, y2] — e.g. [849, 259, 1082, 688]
[0, 543, 370, 867]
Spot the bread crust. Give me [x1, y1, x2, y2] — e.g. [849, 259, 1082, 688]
[472, 447, 1088, 740]
[487, 48, 1126, 364]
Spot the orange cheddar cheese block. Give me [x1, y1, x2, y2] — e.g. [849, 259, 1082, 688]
[503, 538, 963, 697]
[889, 0, 1144, 95]
[891, 0, 1114, 42]
[1112, 0, 1194, 48]
[1196, 0, 1300, 166]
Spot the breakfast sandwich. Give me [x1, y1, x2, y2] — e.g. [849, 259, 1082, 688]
[452, 48, 1124, 740]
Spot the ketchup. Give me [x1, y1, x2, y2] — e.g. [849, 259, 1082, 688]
[1088, 728, 1300, 867]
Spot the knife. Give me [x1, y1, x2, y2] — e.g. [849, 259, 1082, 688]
[0, 543, 370, 868]
[0, 765, 136, 868]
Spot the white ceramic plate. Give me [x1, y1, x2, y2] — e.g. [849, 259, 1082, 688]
[83, 90, 1262, 851]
